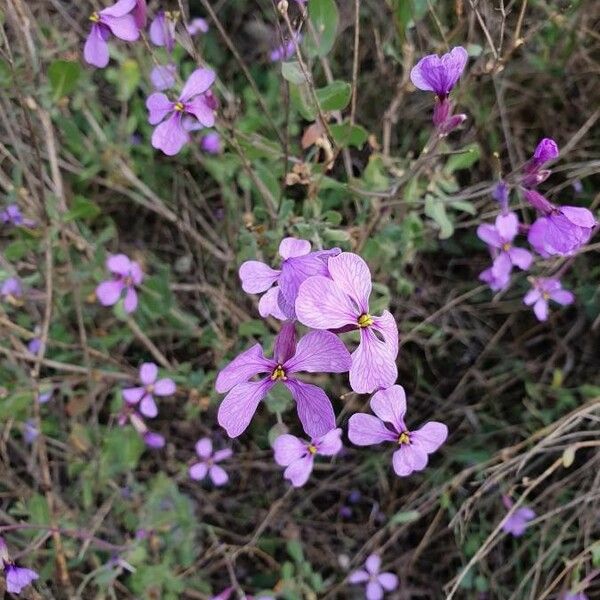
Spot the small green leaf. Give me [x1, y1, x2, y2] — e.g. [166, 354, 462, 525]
[330, 122, 368, 148]
[389, 509, 421, 525]
[48, 60, 81, 101]
[444, 143, 481, 173]
[425, 195, 454, 239]
[64, 196, 101, 222]
[306, 0, 339, 57]
[281, 61, 305, 85]
[316, 81, 351, 112]
[286, 539, 304, 563]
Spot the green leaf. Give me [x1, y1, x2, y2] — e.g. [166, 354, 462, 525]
[425, 195, 454, 239]
[281, 61, 305, 85]
[286, 539, 304, 563]
[316, 81, 351, 112]
[106, 59, 141, 102]
[306, 0, 339, 57]
[389, 509, 421, 525]
[330, 122, 368, 148]
[444, 143, 481, 174]
[48, 60, 81, 101]
[64, 196, 101, 222]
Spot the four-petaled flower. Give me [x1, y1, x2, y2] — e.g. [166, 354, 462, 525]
[239, 237, 339, 321]
[501, 495, 535, 537]
[84, 0, 141, 68]
[348, 554, 398, 600]
[123, 362, 175, 418]
[216, 322, 351, 438]
[273, 427, 342, 487]
[348, 385, 447, 477]
[96, 254, 144, 314]
[146, 68, 216, 155]
[189, 437, 233, 486]
[296, 252, 398, 394]
[477, 212, 533, 290]
[523, 277, 574, 322]
[410, 46, 468, 97]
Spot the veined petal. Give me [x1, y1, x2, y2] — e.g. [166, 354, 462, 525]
[278, 252, 333, 310]
[348, 413, 396, 446]
[561, 205, 596, 228]
[239, 260, 280, 294]
[84, 25, 110, 68]
[215, 343, 274, 393]
[295, 276, 357, 330]
[371, 310, 399, 359]
[273, 433, 307, 466]
[392, 445, 428, 476]
[151, 113, 189, 155]
[370, 385, 407, 432]
[285, 330, 351, 374]
[146, 92, 174, 125]
[179, 68, 216, 102]
[349, 328, 397, 394]
[102, 14, 139, 41]
[314, 427, 343, 456]
[279, 237, 311, 259]
[411, 421, 448, 453]
[217, 379, 273, 438]
[327, 252, 372, 313]
[258, 286, 287, 320]
[273, 321, 297, 365]
[186, 95, 215, 127]
[285, 379, 336, 439]
[283, 455, 314, 487]
[100, 0, 137, 18]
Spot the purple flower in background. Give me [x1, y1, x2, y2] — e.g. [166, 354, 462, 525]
[0, 204, 35, 228]
[269, 32, 302, 62]
[146, 68, 216, 155]
[1, 277, 23, 304]
[201, 132, 222, 154]
[27, 338, 41, 354]
[239, 237, 340, 321]
[273, 427, 342, 487]
[348, 385, 447, 477]
[4, 563, 39, 595]
[523, 277, 574, 321]
[296, 252, 398, 394]
[187, 17, 209, 36]
[189, 437, 233, 486]
[492, 181, 510, 212]
[150, 64, 176, 91]
[216, 322, 350, 438]
[127, 411, 165, 449]
[149, 10, 177, 52]
[477, 212, 533, 283]
[501, 495, 535, 537]
[348, 554, 398, 600]
[84, 0, 140, 68]
[525, 191, 596, 256]
[563, 591, 589, 600]
[410, 46, 468, 97]
[96, 254, 143, 313]
[522, 138, 559, 187]
[123, 362, 175, 418]
[479, 266, 510, 292]
[23, 419, 39, 444]
[132, 0, 147, 28]
[38, 389, 53, 404]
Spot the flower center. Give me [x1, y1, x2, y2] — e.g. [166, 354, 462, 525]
[502, 242, 511, 252]
[398, 431, 410, 445]
[123, 275, 133, 286]
[542, 291, 550, 301]
[145, 384, 155, 394]
[174, 101, 185, 112]
[307, 444, 317, 455]
[357, 313, 373, 328]
[165, 10, 180, 22]
[271, 364, 287, 381]
[89, 11, 100, 22]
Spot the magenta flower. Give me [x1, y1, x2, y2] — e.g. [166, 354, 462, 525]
[187, 18, 209, 36]
[273, 427, 342, 487]
[84, 0, 140, 68]
[477, 212, 533, 284]
[4, 563, 39, 595]
[533, 138, 559, 165]
[216, 322, 351, 438]
[149, 11, 177, 52]
[269, 32, 302, 62]
[189, 437, 232, 486]
[410, 46, 468, 98]
[1, 277, 23, 303]
[501, 495, 535, 537]
[523, 277, 574, 322]
[123, 362, 175, 418]
[239, 237, 339, 321]
[201, 132, 222, 154]
[479, 266, 510, 292]
[522, 138, 559, 187]
[348, 554, 398, 600]
[146, 68, 216, 156]
[525, 190, 596, 256]
[563, 592, 589, 600]
[348, 385, 447, 477]
[132, 0, 147, 28]
[96, 254, 143, 314]
[150, 64, 176, 91]
[296, 252, 398, 394]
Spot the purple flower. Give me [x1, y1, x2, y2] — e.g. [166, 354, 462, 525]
[84, 0, 140, 69]
[295, 252, 399, 394]
[410, 46, 468, 98]
[477, 212, 533, 286]
[146, 68, 216, 155]
[269, 32, 302, 62]
[432, 98, 467, 135]
[201, 132, 222, 154]
[0, 204, 35, 228]
[479, 266, 510, 292]
[132, 0, 147, 29]
[239, 237, 340, 321]
[523, 277, 574, 322]
[96, 254, 143, 313]
[273, 427, 342, 487]
[1, 277, 23, 304]
[123, 362, 175, 418]
[348, 554, 398, 600]
[525, 191, 596, 256]
[4, 563, 39, 595]
[189, 437, 233, 486]
[492, 181, 510, 212]
[127, 411, 165, 449]
[501, 495, 535, 537]
[38, 389, 53, 404]
[27, 338, 41, 354]
[521, 138, 559, 187]
[23, 419, 39, 444]
[150, 63, 176, 91]
[216, 322, 351, 438]
[149, 11, 177, 52]
[563, 592, 589, 600]
[533, 138, 559, 165]
[348, 385, 447, 477]
[187, 18, 209, 36]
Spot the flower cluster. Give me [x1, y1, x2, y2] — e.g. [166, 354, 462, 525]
[216, 238, 447, 487]
[477, 138, 597, 321]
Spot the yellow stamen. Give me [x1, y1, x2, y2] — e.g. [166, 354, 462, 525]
[146, 384, 155, 394]
[165, 10, 180, 22]
[89, 12, 100, 22]
[542, 291, 550, 301]
[398, 432, 410, 445]
[174, 101, 185, 112]
[271, 364, 287, 381]
[307, 444, 317, 455]
[502, 242, 511, 252]
[357, 313, 373, 328]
